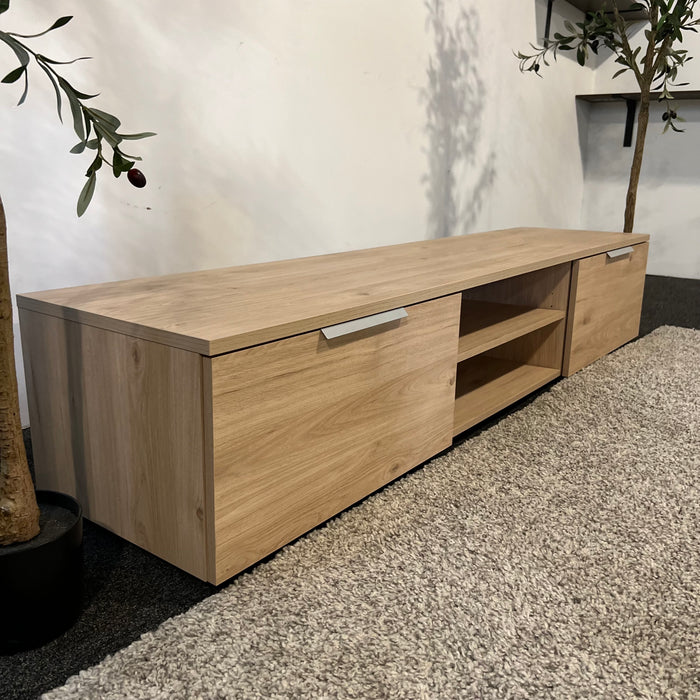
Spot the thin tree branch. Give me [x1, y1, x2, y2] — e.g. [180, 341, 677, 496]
[611, 3, 645, 84]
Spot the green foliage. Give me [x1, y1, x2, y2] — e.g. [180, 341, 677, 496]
[515, 0, 700, 133]
[0, 10, 154, 215]
[77, 172, 96, 218]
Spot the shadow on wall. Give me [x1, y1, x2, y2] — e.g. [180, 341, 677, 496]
[422, 0, 496, 239]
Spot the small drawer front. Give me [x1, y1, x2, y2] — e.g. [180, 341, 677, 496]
[563, 242, 648, 376]
[208, 294, 461, 583]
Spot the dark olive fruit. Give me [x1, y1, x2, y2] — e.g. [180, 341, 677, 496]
[662, 112, 669, 121]
[534, 63, 540, 72]
[127, 169, 147, 188]
[671, 110, 677, 119]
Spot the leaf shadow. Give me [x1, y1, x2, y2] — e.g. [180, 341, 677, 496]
[421, 0, 496, 239]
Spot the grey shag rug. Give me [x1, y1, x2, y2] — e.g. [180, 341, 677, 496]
[44, 326, 700, 700]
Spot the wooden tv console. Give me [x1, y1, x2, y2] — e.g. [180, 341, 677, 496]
[18, 228, 649, 584]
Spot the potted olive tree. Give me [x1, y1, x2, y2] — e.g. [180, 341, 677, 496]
[516, 0, 699, 232]
[0, 1, 153, 651]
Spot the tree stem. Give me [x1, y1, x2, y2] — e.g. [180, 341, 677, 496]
[623, 4, 658, 234]
[624, 90, 651, 233]
[0, 194, 40, 545]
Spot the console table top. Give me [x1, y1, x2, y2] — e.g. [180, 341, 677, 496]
[18, 227, 649, 356]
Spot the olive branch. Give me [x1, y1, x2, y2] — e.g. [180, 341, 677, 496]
[0, 6, 154, 215]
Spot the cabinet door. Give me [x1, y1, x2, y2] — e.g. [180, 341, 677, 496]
[563, 242, 648, 376]
[206, 294, 460, 583]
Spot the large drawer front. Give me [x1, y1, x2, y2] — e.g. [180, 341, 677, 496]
[208, 294, 460, 583]
[563, 242, 648, 376]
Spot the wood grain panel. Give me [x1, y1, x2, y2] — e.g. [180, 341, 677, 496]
[208, 295, 460, 584]
[19, 309, 209, 579]
[563, 243, 649, 376]
[18, 229, 647, 356]
[485, 322, 567, 371]
[461, 262, 572, 310]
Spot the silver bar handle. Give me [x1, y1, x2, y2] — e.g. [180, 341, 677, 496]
[322, 307, 408, 339]
[607, 246, 635, 259]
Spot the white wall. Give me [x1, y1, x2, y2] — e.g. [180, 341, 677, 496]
[581, 16, 700, 279]
[1, 1, 594, 424]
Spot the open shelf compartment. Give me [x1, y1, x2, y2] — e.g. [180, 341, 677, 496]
[452, 263, 570, 437]
[458, 301, 565, 362]
[453, 356, 559, 436]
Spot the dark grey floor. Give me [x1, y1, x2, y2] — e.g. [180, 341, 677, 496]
[2, 274, 699, 700]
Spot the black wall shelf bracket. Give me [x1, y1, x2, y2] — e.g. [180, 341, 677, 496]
[544, 0, 555, 45]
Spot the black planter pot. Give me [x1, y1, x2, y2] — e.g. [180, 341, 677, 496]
[0, 490, 83, 653]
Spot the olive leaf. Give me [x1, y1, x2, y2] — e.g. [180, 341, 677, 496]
[58, 77, 86, 141]
[1, 65, 24, 83]
[86, 153, 103, 177]
[111, 150, 134, 178]
[8, 16, 72, 39]
[36, 60, 62, 122]
[89, 108, 121, 129]
[37, 54, 91, 66]
[0, 31, 30, 67]
[93, 122, 121, 149]
[117, 132, 156, 140]
[0, 33, 31, 104]
[77, 172, 97, 217]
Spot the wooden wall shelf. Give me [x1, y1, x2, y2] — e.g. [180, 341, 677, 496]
[577, 91, 700, 103]
[565, 0, 648, 21]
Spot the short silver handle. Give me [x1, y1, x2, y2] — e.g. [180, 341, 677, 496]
[322, 307, 408, 339]
[607, 246, 635, 259]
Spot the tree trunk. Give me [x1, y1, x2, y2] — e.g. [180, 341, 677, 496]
[0, 194, 40, 545]
[623, 88, 651, 233]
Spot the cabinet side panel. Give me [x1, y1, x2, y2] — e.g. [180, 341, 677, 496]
[562, 261, 582, 376]
[211, 295, 460, 584]
[19, 309, 208, 580]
